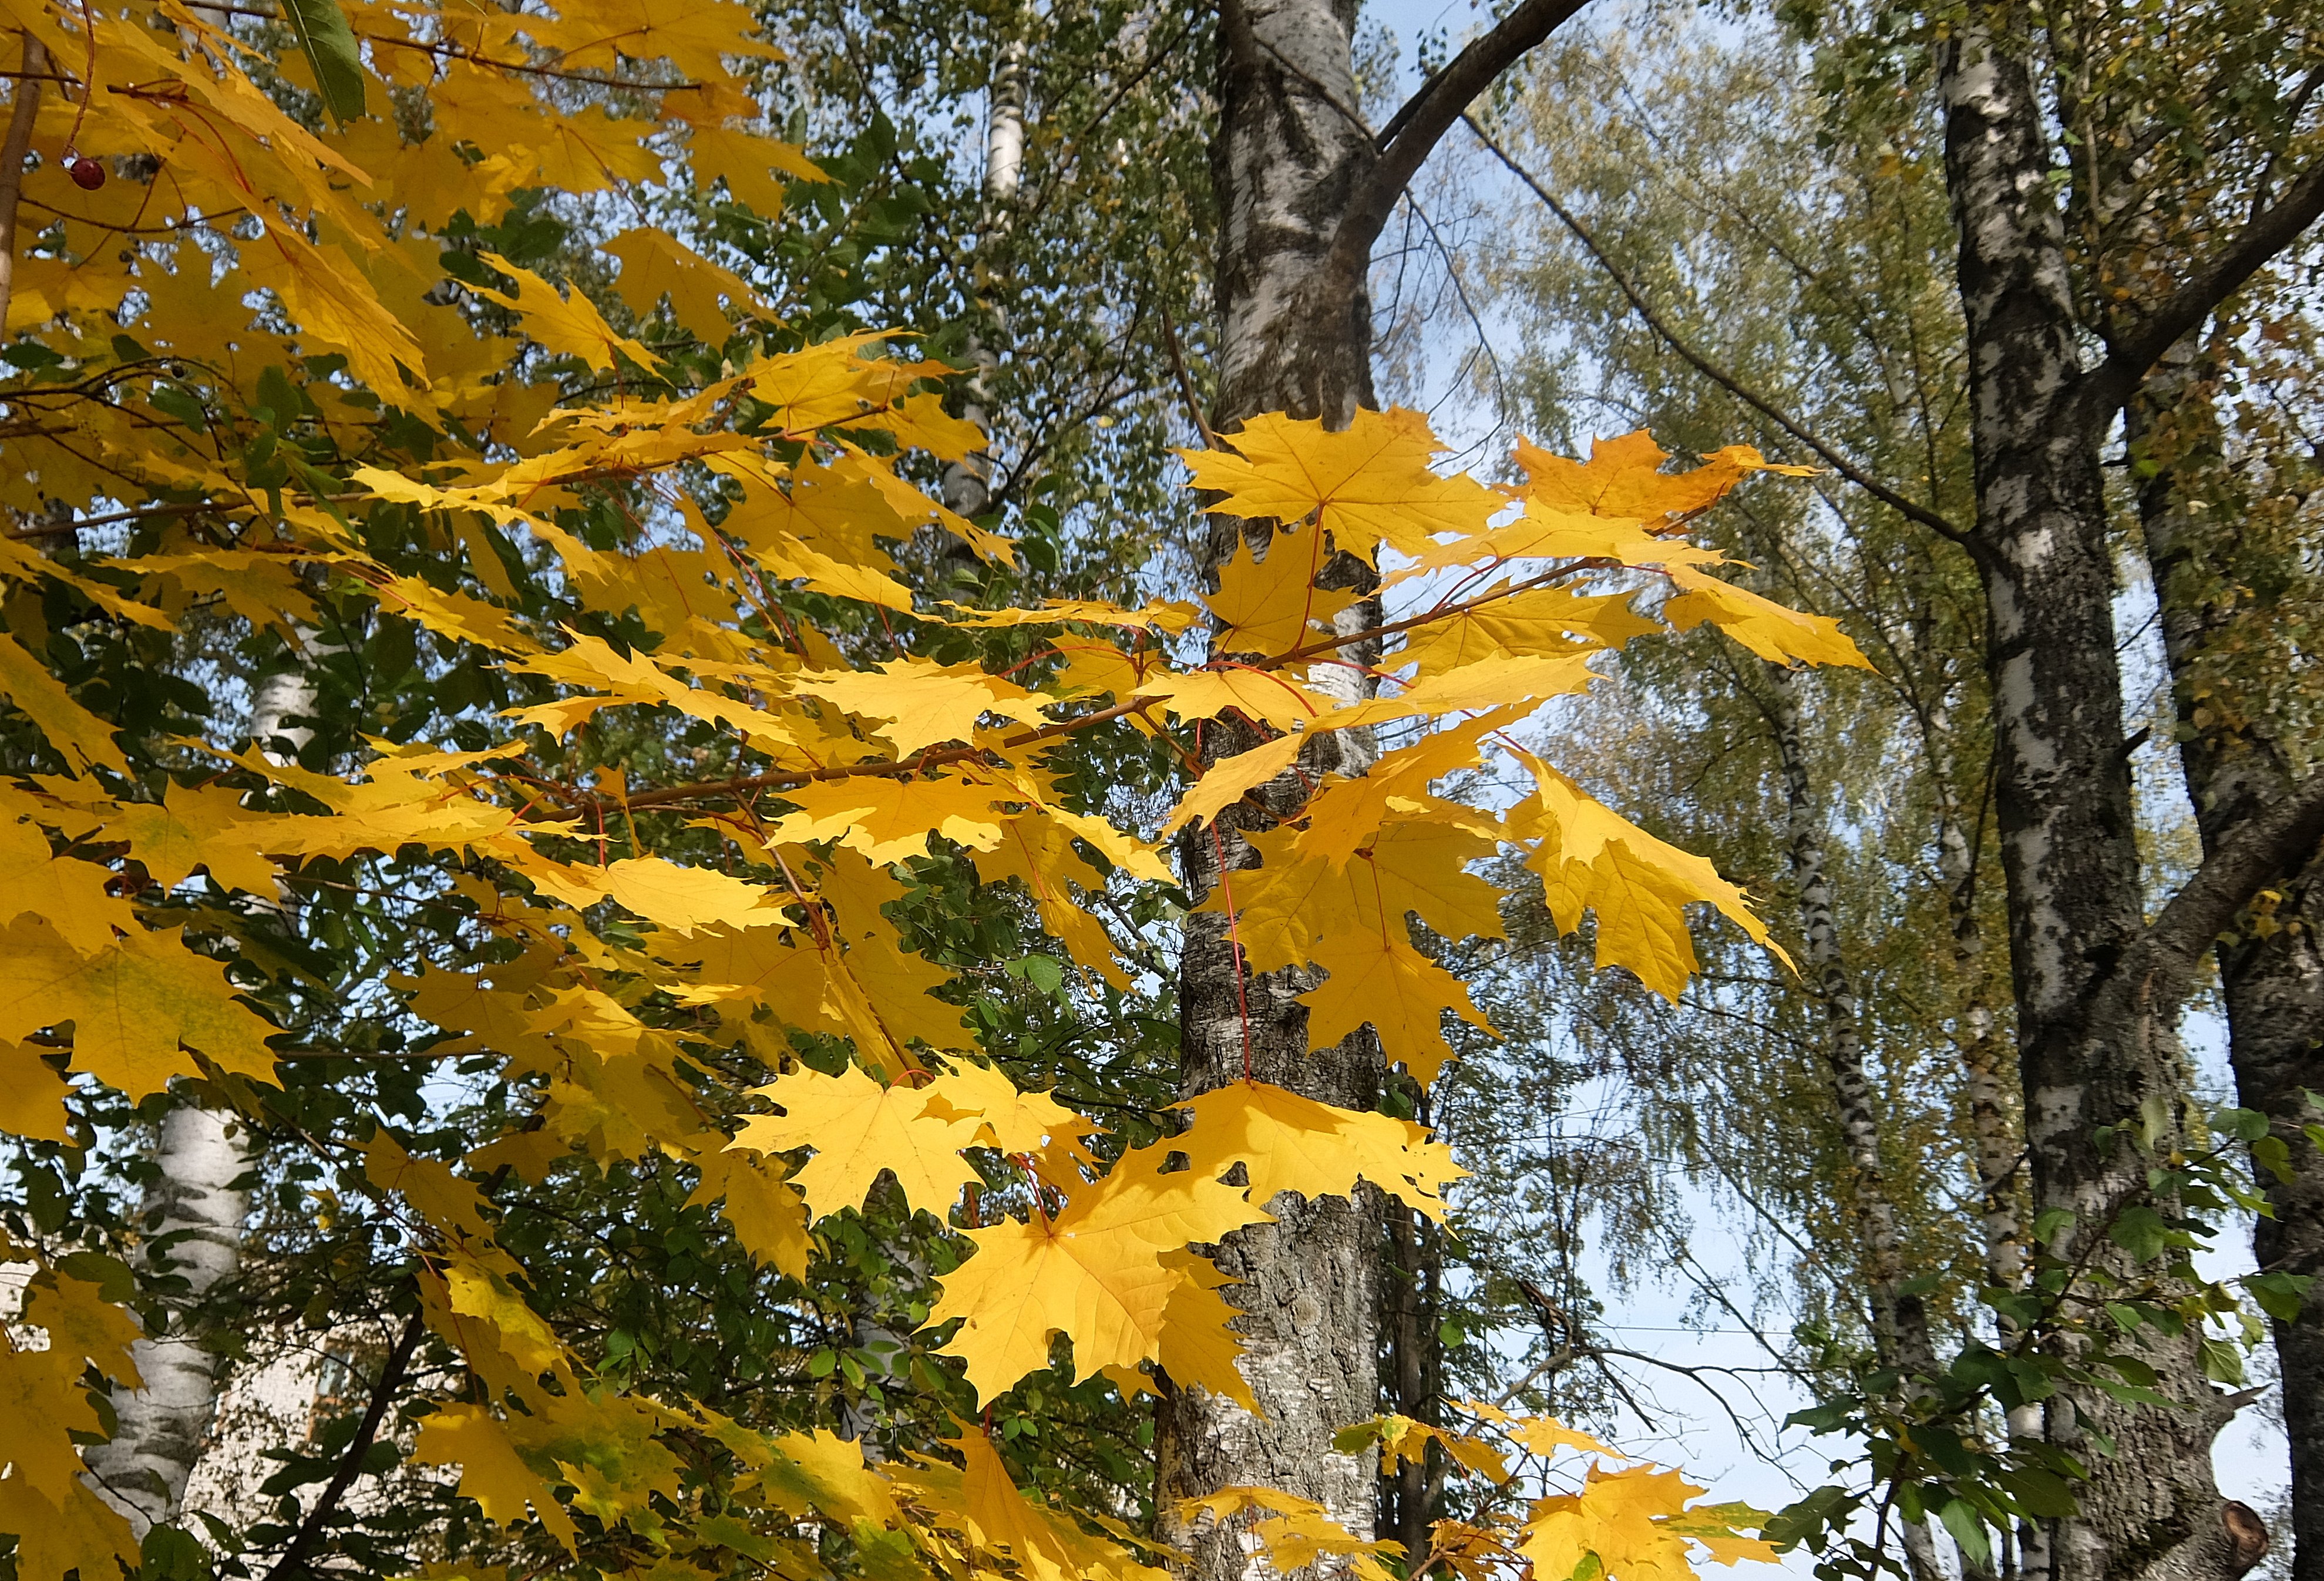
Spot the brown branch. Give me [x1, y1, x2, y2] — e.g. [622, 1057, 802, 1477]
[2080, 154, 2324, 422]
[1312, 0, 1589, 312]
[263, 1308, 425, 1581]
[2128, 764, 2324, 1012]
[1465, 115, 1978, 549]
[7, 499, 240, 539]
[584, 562, 1607, 813]
[0, 33, 48, 335]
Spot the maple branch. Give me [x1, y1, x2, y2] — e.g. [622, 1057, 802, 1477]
[2076, 154, 2324, 423]
[265, 1307, 425, 1581]
[6, 499, 235, 539]
[1313, 0, 1589, 314]
[572, 567, 1603, 815]
[1465, 115, 1977, 549]
[0, 33, 48, 337]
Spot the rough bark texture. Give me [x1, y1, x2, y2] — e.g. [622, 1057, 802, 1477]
[82, 1105, 253, 1536]
[1938, 16, 2245, 1581]
[2131, 345, 2324, 1581]
[1153, 0, 1384, 1573]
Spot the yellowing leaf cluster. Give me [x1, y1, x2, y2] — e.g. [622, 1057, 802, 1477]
[0, 4, 1839, 1567]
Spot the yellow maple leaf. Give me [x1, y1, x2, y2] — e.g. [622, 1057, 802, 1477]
[0, 919, 280, 1098]
[0, 1040, 74, 1144]
[0, 1346, 106, 1499]
[1299, 929, 1496, 1084]
[917, 1057, 1099, 1154]
[788, 658, 1048, 755]
[687, 1146, 812, 1278]
[22, 1268, 143, 1387]
[0, 1475, 139, 1581]
[1159, 730, 1305, 838]
[1515, 431, 1815, 522]
[923, 1142, 1272, 1401]
[413, 1404, 580, 1551]
[0, 814, 133, 955]
[603, 856, 791, 936]
[1660, 565, 1872, 669]
[731, 1064, 979, 1220]
[243, 223, 433, 410]
[1203, 815, 1506, 973]
[1509, 751, 1783, 1002]
[1182, 408, 1499, 560]
[1395, 587, 1656, 678]
[1134, 667, 1334, 731]
[0, 631, 129, 776]
[106, 781, 278, 895]
[1203, 524, 1356, 657]
[1521, 1462, 1765, 1581]
[472, 253, 658, 370]
[1173, 1081, 1465, 1219]
[768, 775, 1011, 863]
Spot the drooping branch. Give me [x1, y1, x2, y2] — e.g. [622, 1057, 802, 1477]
[2079, 156, 2324, 422]
[1467, 116, 1976, 547]
[1309, 0, 1589, 314]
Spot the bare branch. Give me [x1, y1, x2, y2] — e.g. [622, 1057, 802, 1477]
[2080, 156, 2324, 421]
[1311, 0, 1589, 312]
[2131, 764, 2324, 1009]
[1467, 116, 1977, 548]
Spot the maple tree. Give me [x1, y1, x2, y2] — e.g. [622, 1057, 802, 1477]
[0, 2, 1874, 1578]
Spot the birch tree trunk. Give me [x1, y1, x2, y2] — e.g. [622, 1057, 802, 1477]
[1154, 0, 1385, 1572]
[2130, 343, 2324, 1581]
[940, 27, 1027, 524]
[1768, 666, 1944, 1581]
[83, 656, 320, 1532]
[1937, 16, 2252, 1581]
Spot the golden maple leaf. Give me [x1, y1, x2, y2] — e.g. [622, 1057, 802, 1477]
[0, 919, 280, 1099]
[1182, 408, 1499, 559]
[923, 1142, 1272, 1401]
[732, 1064, 980, 1222]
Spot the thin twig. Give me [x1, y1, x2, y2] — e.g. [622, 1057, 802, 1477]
[264, 1308, 426, 1581]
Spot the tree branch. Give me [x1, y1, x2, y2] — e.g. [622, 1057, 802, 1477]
[265, 1308, 425, 1581]
[2080, 156, 2324, 421]
[2134, 764, 2324, 1009]
[0, 33, 48, 337]
[1466, 115, 1976, 548]
[1311, 0, 1589, 312]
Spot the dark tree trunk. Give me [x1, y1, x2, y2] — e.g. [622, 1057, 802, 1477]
[2131, 343, 2324, 1581]
[1154, 0, 1387, 1575]
[1937, 14, 2247, 1581]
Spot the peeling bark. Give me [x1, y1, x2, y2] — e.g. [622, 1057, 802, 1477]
[2130, 345, 2324, 1581]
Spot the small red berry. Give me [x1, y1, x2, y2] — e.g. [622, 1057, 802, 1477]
[68, 156, 105, 190]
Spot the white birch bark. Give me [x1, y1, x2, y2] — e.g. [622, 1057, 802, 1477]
[83, 655, 319, 1532]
